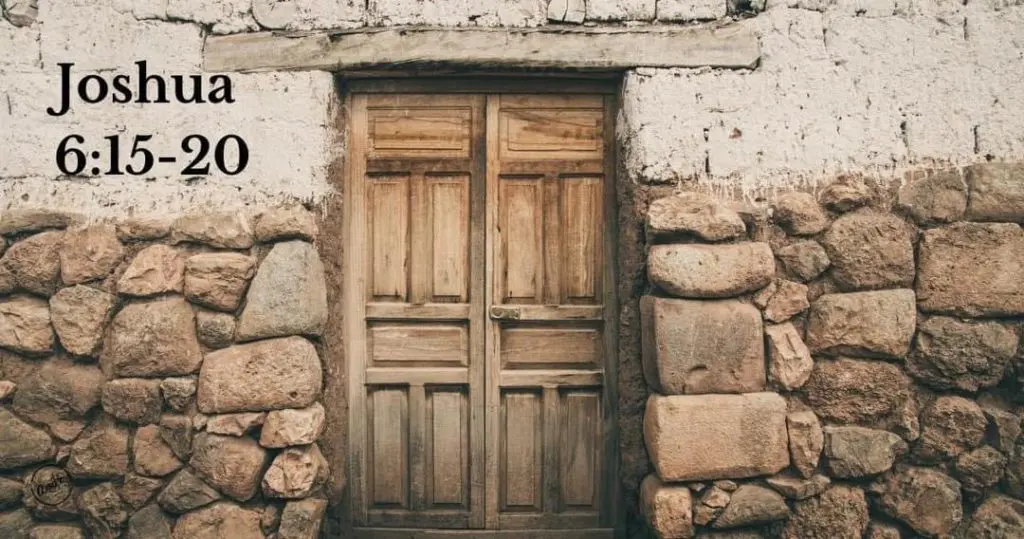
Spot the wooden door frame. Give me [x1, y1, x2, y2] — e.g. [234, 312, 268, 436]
[328, 75, 623, 538]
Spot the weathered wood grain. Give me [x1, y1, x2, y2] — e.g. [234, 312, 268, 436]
[204, 24, 760, 72]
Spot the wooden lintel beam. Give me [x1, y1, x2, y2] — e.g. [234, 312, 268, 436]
[203, 24, 760, 73]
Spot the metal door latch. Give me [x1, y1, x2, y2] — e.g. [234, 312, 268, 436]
[489, 306, 521, 320]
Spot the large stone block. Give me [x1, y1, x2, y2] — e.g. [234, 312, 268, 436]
[260, 403, 326, 448]
[66, 420, 129, 479]
[197, 336, 322, 413]
[781, 485, 868, 539]
[965, 163, 1024, 222]
[712, 484, 789, 529]
[171, 501, 263, 539]
[806, 290, 916, 359]
[0, 408, 55, 469]
[102, 379, 163, 425]
[117, 245, 185, 297]
[641, 297, 764, 395]
[908, 316, 1019, 392]
[644, 393, 788, 482]
[59, 225, 123, 285]
[956, 446, 1007, 495]
[876, 467, 962, 537]
[157, 470, 221, 515]
[189, 433, 269, 502]
[916, 396, 986, 462]
[823, 426, 905, 478]
[804, 358, 911, 427]
[0, 231, 63, 296]
[965, 495, 1024, 538]
[277, 498, 328, 539]
[648, 243, 775, 298]
[821, 212, 915, 291]
[125, 504, 172, 539]
[184, 253, 256, 312]
[170, 212, 253, 249]
[646, 192, 745, 242]
[236, 241, 327, 341]
[254, 205, 318, 243]
[132, 421, 185, 478]
[640, 475, 693, 539]
[101, 297, 202, 377]
[0, 295, 54, 355]
[49, 285, 117, 357]
[772, 192, 829, 236]
[262, 444, 328, 499]
[897, 168, 967, 225]
[78, 482, 129, 539]
[12, 358, 103, 427]
[917, 223, 1024, 316]
[775, 240, 830, 282]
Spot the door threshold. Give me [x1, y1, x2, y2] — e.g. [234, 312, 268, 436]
[352, 528, 615, 538]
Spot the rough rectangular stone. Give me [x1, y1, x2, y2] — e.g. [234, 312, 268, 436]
[644, 393, 789, 482]
[641, 296, 764, 395]
[278, 497, 328, 539]
[965, 163, 1024, 222]
[189, 433, 268, 501]
[821, 212, 915, 292]
[648, 243, 775, 298]
[197, 337, 323, 413]
[806, 289, 916, 359]
[100, 297, 202, 377]
[0, 295, 54, 355]
[917, 223, 1024, 316]
[908, 316, 1019, 392]
[646, 192, 745, 242]
[640, 475, 694, 539]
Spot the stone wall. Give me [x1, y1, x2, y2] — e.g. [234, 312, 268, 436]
[0, 205, 332, 539]
[638, 163, 1024, 537]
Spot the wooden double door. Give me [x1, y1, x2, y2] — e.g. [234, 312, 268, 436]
[344, 90, 617, 536]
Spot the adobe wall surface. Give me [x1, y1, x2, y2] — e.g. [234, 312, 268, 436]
[3, 0, 1024, 215]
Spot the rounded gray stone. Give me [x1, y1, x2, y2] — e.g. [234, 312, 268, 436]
[648, 242, 775, 298]
[236, 241, 327, 341]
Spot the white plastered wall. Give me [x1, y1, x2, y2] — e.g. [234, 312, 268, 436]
[1, 0, 1023, 217]
[621, 0, 1024, 198]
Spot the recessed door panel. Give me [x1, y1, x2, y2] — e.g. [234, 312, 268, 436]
[347, 92, 615, 535]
